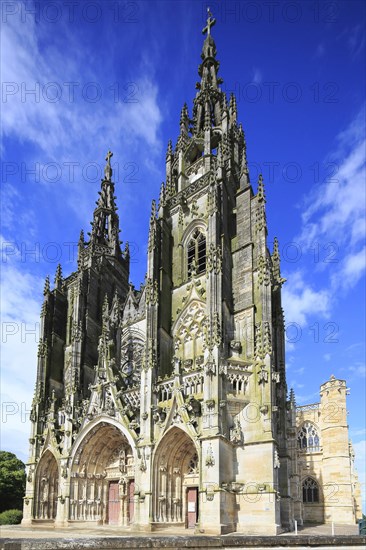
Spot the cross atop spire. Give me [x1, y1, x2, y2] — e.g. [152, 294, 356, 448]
[202, 7, 216, 36]
[104, 150, 113, 181]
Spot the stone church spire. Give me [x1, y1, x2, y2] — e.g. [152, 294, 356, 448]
[193, 8, 224, 135]
[161, 8, 245, 199]
[198, 8, 222, 92]
[88, 150, 122, 259]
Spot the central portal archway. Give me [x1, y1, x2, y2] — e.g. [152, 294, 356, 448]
[152, 427, 199, 527]
[70, 422, 134, 525]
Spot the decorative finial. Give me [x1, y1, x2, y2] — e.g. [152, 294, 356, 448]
[77, 229, 85, 268]
[104, 150, 113, 181]
[180, 103, 188, 122]
[43, 275, 50, 296]
[257, 174, 266, 203]
[180, 103, 189, 135]
[150, 199, 157, 222]
[202, 7, 216, 36]
[240, 126, 249, 180]
[159, 182, 166, 209]
[54, 264, 63, 290]
[229, 93, 237, 120]
[290, 388, 296, 405]
[166, 140, 173, 158]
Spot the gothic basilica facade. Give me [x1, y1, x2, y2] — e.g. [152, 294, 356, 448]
[23, 14, 362, 534]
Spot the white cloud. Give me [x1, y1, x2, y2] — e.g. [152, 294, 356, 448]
[297, 106, 365, 292]
[348, 363, 366, 379]
[1, 7, 163, 176]
[301, 144, 365, 239]
[0, 184, 20, 229]
[282, 271, 330, 326]
[346, 343, 364, 352]
[0, 184, 38, 241]
[285, 354, 295, 368]
[335, 246, 366, 290]
[0, 266, 42, 324]
[1, 2, 165, 286]
[2, 11, 73, 154]
[294, 390, 320, 405]
[288, 380, 305, 390]
[115, 78, 162, 148]
[0, 258, 42, 460]
[283, 109, 366, 384]
[350, 428, 366, 437]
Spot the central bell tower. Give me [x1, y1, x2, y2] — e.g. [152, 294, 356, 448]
[140, 9, 290, 533]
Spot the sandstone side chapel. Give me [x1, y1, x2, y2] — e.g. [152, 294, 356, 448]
[23, 13, 362, 534]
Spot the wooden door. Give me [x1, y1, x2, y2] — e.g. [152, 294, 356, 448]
[187, 487, 198, 528]
[108, 481, 119, 525]
[128, 480, 135, 524]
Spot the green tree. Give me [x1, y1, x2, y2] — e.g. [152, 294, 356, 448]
[0, 451, 26, 512]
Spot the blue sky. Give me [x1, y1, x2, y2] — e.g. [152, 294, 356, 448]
[1, 0, 365, 510]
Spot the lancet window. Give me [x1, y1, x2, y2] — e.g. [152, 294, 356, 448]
[302, 477, 320, 503]
[187, 229, 206, 276]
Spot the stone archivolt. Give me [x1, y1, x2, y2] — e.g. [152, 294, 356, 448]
[33, 451, 58, 520]
[152, 427, 198, 524]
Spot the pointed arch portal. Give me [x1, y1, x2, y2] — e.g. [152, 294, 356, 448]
[70, 422, 134, 525]
[153, 427, 199, 527]
[34, 450, 58, 520]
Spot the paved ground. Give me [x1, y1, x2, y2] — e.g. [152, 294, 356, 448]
[0, 522, 360, 539]
[287, 523, 359, 536]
